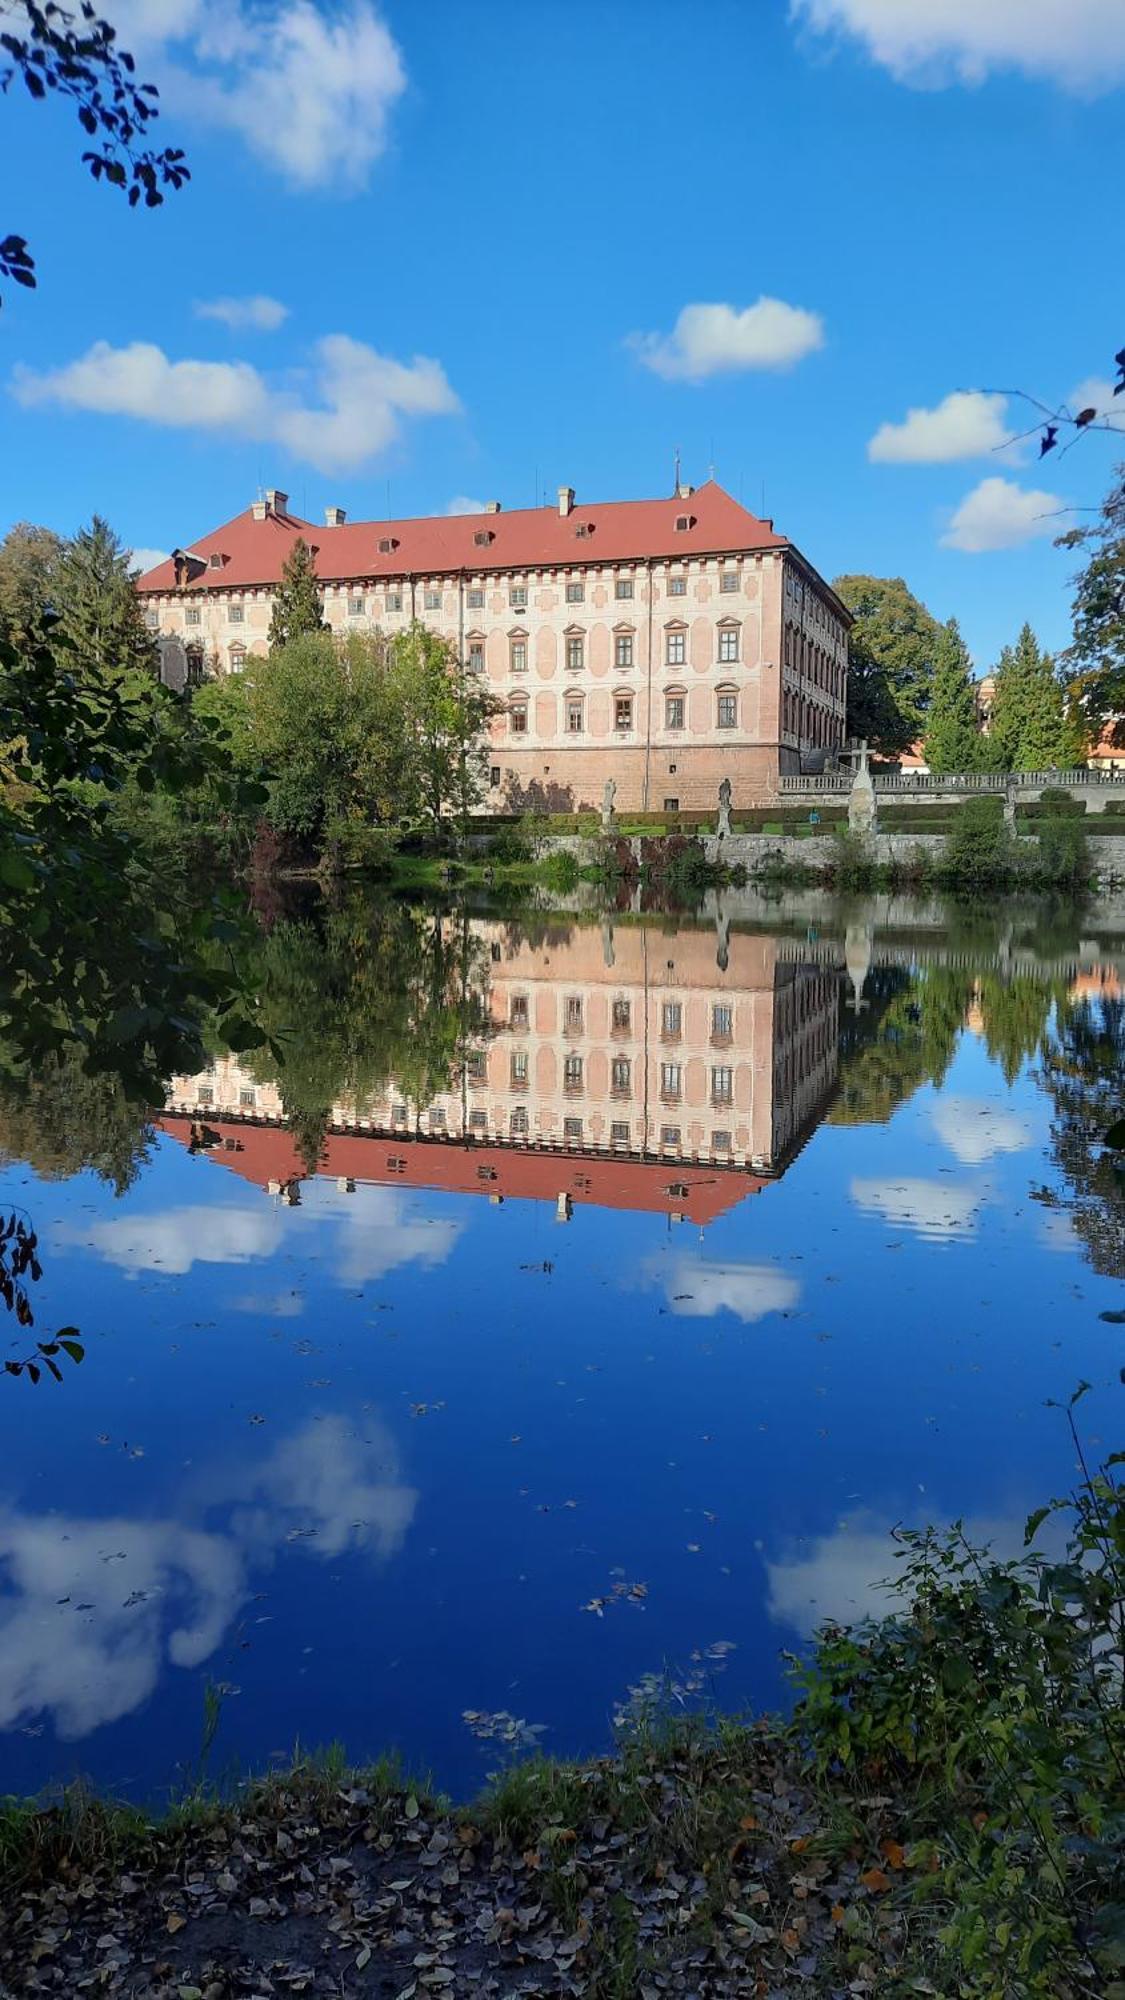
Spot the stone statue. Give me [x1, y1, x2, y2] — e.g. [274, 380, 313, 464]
[848, 739, 877, 837]
[601, 778, 617, 830]
[715, 907, 731, 973]
[1002, 782, 1017, 832]
[717, 776, 732, 838]
[844, 921, 873, 1013]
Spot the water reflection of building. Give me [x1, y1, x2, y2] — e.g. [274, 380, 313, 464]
[162, 924, 839, 1224]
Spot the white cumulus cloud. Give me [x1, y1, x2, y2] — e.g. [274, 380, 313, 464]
[11, 335, 460, 476]
[630, 298, 825, 382]
[195, 295, 289, 332]
[941, 475, 1063, 553]
[868, 390, 1011, 463]
[790, 0, 1125, 94]
[447, 495, 487, 516]
[104, 0, 406, 190]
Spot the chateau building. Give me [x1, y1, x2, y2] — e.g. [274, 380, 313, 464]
[163, 921, 840, 1208]
[136, 480, 850, 810]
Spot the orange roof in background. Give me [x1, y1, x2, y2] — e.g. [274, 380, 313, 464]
[157, 1115, 766, 1226]
[135, 480, 789, 593]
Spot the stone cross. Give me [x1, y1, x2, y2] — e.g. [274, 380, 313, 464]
[717, 776, 732, 838]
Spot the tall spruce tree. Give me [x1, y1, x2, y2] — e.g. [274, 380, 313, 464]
[269, 538, 326, 653]
[989, 624, 1082, 771]
[923, 618, 981, 774]
[51, 516, 157, 679]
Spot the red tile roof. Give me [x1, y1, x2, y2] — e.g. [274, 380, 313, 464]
[135, 480, 789, 593]
[157, 1115, 765, 1225]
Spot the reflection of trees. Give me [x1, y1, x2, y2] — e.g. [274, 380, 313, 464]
[829, 967, 974, 1125]
[236, 897, 491, 1172]
[1039, 996, 1125, 1277]
[831, 959, 1075, 1125]
[0, 1048, 152, 1194]
[975, 973, 1062, 1087]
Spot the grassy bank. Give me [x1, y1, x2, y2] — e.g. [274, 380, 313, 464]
[5, 1420, 1121, 1998]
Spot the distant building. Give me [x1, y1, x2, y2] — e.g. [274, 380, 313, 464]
[135, 481, 850, 811]
[1087, 723, 1125, 774]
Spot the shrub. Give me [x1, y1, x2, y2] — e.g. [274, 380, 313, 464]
[939, 794, 1017, 891]
[828, 824, 879, 889]
[1036, 812, 1090, 887]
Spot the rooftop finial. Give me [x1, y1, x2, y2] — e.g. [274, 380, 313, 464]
[673, 445, 681, 495]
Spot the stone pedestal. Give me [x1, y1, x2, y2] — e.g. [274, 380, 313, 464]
[848, 742, 877, 837]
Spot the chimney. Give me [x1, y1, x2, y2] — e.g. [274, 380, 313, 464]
[324, 505, 346, 527]
[557, 485, 574, 517]
[676, 481, 694, 500]
[251, 501, 267, 521]
[484, 499, 501, 514]
[264, 488, 288, 515]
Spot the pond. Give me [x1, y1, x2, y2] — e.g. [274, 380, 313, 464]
[1, 889, 1122, 1807]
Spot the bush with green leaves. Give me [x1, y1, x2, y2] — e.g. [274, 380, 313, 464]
[939, 794, 1018, 892]
[790, 1384, 1125, 1997]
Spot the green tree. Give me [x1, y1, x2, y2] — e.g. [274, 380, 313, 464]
[268, 537, 327, 653]
[923, 618, 981, 774]
[389, 622, 499, 830]
[52, 515, 157, 680]
[0, 523, 63, 645]
[832, 574, 944, 757]
[989, 624, 1082, 772]
[1060, 466, 1125, 742]
[242, 630, 407, 845]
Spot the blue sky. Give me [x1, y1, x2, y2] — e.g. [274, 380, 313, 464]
[2, 0, 1123, 668]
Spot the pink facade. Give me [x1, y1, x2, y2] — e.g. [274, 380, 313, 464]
[138, 481, 850, 811]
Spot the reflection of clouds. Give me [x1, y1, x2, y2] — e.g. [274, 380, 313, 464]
[931, 1096, 1034, 1166]
[231, 1289, 305, 1317]
[61, 1204, 281, 1274]
[766, 1507, 1065, 1639]
[645, 1254, 800, 1322]
[61, 1183, 462, 1288]
[850, 1176, 981, 1240]
[309, 1181, 463, 1285]
[0, 1413, 416, 1740]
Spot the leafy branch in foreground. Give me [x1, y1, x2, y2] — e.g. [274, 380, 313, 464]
[0, 1209, 83, 1383]
[990, 346, 1125, 461]
[0, 0, 189, 305]
[790, 1381, 1125, 1997]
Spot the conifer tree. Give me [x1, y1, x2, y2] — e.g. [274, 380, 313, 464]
[268, 538, 326, 653]
[923, 618, 981, 774]
[52, 516, 157, 679]
[989, 624, 1083, 771]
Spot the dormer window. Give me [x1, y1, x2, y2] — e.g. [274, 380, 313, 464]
[574, 521, 594, 539]
[208, 553, 224, 570]
[377, 536, 398, 554]
[474, 529, 494, 547]
[674, 513, 695, 531]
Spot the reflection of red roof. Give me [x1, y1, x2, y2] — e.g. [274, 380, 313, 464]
[135, 481, 788, 593]
[157, 1116, 765, 1226]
